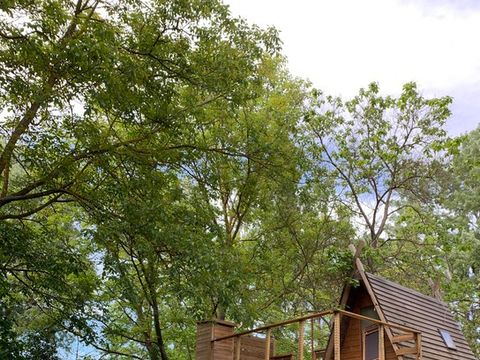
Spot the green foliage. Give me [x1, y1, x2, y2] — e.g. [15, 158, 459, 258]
[0, 0, 279, 221]
[0, 207, 96, 358]
[376, 126, 480, 356]
[303, 82, 452, 253]
[0, 0, 478, 358]
[0, 0, 285, 358]
[440, 127, 480, 356]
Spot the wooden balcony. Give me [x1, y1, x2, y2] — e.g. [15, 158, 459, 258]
[208, 309, 422, 360]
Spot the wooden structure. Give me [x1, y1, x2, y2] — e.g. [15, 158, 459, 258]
[358, 272, 476, 360]
[196, 246, 476, 360]
[322, 255, 476, 360]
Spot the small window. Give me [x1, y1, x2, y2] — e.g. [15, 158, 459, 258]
[364, 327, 379, 360]
[439, 329, 456, 350]
[360, 306, 379, 330]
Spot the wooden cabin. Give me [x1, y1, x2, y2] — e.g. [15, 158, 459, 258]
[325, 258, 476, 360]
[196, 257, 476, 360]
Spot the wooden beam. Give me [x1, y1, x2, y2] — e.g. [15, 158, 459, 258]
[379, 325, 385, 360]
[396, 347, 418, 355]
[310, 319, 315, 360]
[210, 325, 214, 360]
[334, 312, 341, 360]
[349, 239, 365, 259]
[416, 333, 422, 360]
[299, 320, 305, 360]
[337, 310, 420, 334]
[392, 334, 415, 343]
[235, 337, 241, 360]
[213, 310, 334, 342]
[265, 329, 271, 360]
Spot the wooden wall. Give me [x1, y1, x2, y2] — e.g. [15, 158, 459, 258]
[235, 335, 275, 360]
[339, 286, 397, 360]
[196, 320, 235, 360]
[340, 318, 396, 360]
[196, 320, 274, 360]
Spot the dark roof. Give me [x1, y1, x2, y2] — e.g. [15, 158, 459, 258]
[366, 272, 476, 360]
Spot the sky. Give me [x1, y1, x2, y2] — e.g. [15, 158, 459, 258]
[224, 0, 480, 136]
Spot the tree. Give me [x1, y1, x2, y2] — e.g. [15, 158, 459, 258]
[438, 127, 480, 356]
[0, 205, 96, 359]
[0, 0, 280, 221]
[179, 56, 308, 321]
[3, 2, 476, 358]
[86, 167, 215, 360]
[70, 55, 311, 358]
[381, 127, 480, 356]
[303, 82, 452, 267]
[1, 0, 282, 357]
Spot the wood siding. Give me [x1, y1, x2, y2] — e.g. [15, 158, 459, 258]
[234, 335, 275, 360]
[340, 318, 397, 360]
[196, 320, 235, 360]
[196, 320, 275, 360]
[340, 293, 397, 360]
[366, 273, 476, 360]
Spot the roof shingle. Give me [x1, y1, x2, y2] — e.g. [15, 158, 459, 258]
[366, 272, 476, 360]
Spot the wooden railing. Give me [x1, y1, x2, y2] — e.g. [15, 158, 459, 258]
[211, 309, 422, 360]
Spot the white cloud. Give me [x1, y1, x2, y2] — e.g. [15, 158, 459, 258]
[225, 0, 480, 133]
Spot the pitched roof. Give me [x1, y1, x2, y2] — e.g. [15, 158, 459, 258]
[365, 272, 476, 360]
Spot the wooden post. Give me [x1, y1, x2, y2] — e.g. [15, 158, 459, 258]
[235, 336, 241, 360]
[265, 328, 271, 360]
[378, 325, 385, 360]
[416, 333, 422, 360]
[318, 317, 323, 351]
[210, 325, 214, 360]
[272, 333, 276, 357]
[311, 319, 315, 360]
[334, 312, 341, 360]
[299, 320, 305, 360]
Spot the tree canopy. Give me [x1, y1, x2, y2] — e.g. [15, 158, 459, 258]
[0, 1, 478, 359]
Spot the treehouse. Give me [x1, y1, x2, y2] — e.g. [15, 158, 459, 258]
[195, 247, 476, 360]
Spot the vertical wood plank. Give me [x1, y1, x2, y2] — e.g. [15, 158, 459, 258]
[298, 320, 305, 360]
[265, 328, 271, 360]
[378, 325, 385, 360]
[235, 336, 241, 360]
[272, 334, 276, 357]
[416, 333, 422, 360]
[334, 313, 341, 360]
[311, 319, 315, 360]
[210, 325, 214, 360]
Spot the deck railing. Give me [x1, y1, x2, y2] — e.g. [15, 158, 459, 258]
[211, 309, 422, 360]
